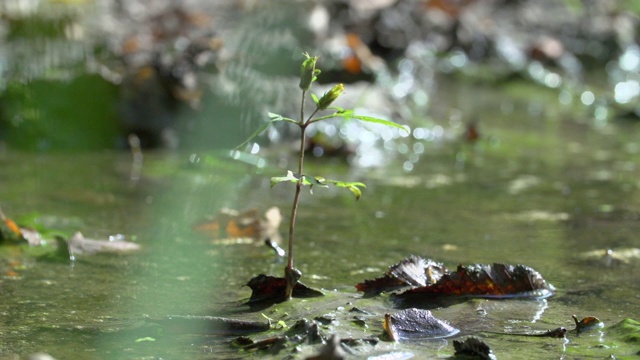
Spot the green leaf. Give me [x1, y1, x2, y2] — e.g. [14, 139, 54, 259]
[347, 185, 362, 200]
[270, 170, 298, 187]
[271, 171, 366, 199]
[311, 93, 319, 105]
[235, 114, 297, 150]
[338, 113, 409, 133]
[324, 179, 366, 200]
[271, 171, 313, 188]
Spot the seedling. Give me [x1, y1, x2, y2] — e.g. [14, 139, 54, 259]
[238, 53, 407, 300]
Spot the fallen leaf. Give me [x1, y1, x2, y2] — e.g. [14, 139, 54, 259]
[452, 337, 496, 360]
[356, 256, 446, 296]
[147, 315, 270, 335]
[397, 263, 554, 303]
[384, 308, 459, 341]
[306, 334, 345, 360]
[194, 207, 282, 245]
[357, 257, 554, 307]
[0, 208, 27, 244]
[246, 274, 323, 308]
[572, 315, 604, 333]
[65, 232, 141, 255]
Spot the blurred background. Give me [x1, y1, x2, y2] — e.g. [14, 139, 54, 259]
[2, 0, 639, 153]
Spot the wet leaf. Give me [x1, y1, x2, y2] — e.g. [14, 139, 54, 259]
[236, 336, 288, 353]
[452, 337, 497, 360]
[357, 257, 554, 307]
[307, 334, 345, 360]
[578, 248, 640, 267]
[397, 263, 554, 303]
[383, 308, 459, 341]
[193, 207, 282, 245]
[245, 274, 323, 308]
[0, 208, 27, 245]
[66, 232, 141, 255]
[356, 256, 446, 296]
[572, 315, 604, 333]
[147, 315, 270, 335]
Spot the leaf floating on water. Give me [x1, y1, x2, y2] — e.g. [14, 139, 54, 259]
[355, 256, 446, 296]
[67, 232, 141, 255]
[453, 337, 497, 360]
[0, 208, 28, 245]
[396, 262, 554, 303]
[384, 308, 459, 341]
[193, 207, 282, 245]
[356, 257, 553, 304]
[578, 248, 640, 267]
[245, 274, 323, 308]
[147, 315, 270, 335]
[572, 315, 604, 333]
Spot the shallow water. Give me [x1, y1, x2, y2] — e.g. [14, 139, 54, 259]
[1, 79, 640, 359]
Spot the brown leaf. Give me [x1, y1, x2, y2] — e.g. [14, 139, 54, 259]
[397, 263, 554, 301]
[453, 337, 496, 360]
[246, 274, 323, 308]
[147, 315, 269, 335]
[355, 256, 446, 296]
[193, 207, 282, 244]
[572, 315, 604, 333]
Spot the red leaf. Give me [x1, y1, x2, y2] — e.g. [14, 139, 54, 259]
[356, 257, 554, 304]
[398, 263, 554, 300]
[355, 256, 446, 296]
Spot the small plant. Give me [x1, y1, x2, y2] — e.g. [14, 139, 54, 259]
[238, 53, 407, 300]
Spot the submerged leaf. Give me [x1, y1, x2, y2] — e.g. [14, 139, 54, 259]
[384, 308, 459, 341]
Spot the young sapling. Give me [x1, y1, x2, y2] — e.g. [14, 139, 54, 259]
[238, 53, 407, 300]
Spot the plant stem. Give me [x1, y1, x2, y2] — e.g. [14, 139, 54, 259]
[284, 89, 309, 300]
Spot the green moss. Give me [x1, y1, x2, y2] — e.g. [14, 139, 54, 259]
[608, 319, 640, 343]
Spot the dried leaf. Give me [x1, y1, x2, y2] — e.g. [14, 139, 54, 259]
[193, 207, 282, 245]
[355, 256, 446, 296]
[67, 232, 141, 255]
[572, 315, 604, 333]
[0, 208, 27, 244]
[397, 263, 554, 302]
[147, 315, 269, 335]
[453, 337, 497, 360]
[383, 308, 459, 341]
[246, 274, 323, 308]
